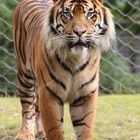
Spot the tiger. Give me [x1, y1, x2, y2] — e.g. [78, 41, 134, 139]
[13, 0, 115, 140]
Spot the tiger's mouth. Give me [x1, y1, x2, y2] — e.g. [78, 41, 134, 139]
[68, 41, 90, 52]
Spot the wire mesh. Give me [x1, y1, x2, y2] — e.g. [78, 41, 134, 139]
[0, 0, 140, 95]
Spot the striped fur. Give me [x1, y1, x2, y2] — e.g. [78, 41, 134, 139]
[13, 0, 115, 139]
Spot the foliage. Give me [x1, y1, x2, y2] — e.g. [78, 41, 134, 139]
[105, 0, 140, 34]
[0, 0, 18, 46]
[100, 50, 140, 93]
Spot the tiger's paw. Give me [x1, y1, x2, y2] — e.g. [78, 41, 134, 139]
[16, 130, 35, 140]
[35, 130, 46, 140]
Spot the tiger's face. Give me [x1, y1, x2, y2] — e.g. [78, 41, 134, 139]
[49, 0, 115, 56]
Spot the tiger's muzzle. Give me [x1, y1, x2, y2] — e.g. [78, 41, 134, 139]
[68, 41, 90, 52]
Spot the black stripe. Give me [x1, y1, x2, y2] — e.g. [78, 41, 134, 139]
[25, 113, 35, 120]
[47, 67, 66, 90]
[78, 135, 81, 138]
[18, 18, 26, 64]
[49, 9, 54, 25]
[75, 60, 89, 73]
[73, 122, 89, 127]
[56, 24, 64, 30]
[18, 89, 35, 98]
[72, 112, 92, 127]
[103, 8, 108, 26]
[98, 10, 108, 35]
[46, 86, 63, 106]
[18, 74, 34, 89]
[71, 89, 96, 107]
[56, 54, 72, 74]
[18, 68, 34, 80]
[49, 9, 59, 35]
[19, 94, 34, 98]
[81, 0, 88, 3]
[79, 73, 96, 89]
[20, 100, 33, 105]
[40, 70, 63, 106]
[99, 27, 107, 35]
[61, 118, 64, 123]
[51, 26, 58, 34]
[42, 56, 66, 90]
[47, 125, 61, 138]
[17, 5, 29, 65]
[35, 105, 40, 113]
[71, 96, 87, 106]
[23, 111, 31, 114]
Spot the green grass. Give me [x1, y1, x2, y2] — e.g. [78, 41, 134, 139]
[0, 95, 140, 140]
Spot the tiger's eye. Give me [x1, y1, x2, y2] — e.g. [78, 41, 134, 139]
[64, 12, 71, 18]
[87, 11, 93, 18]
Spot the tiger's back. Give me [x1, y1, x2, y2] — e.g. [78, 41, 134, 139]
[13, 0, 115, 139]
[13, 0, 53, 68]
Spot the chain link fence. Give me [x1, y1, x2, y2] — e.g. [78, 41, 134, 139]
[0, 0, 140, 95]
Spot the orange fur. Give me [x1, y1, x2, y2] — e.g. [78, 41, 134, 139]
[13, 0, 115, 139]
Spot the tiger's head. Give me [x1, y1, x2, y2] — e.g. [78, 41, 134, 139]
[45, 0, 115, 59]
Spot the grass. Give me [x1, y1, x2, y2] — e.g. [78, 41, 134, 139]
[0, 95, 140, 140]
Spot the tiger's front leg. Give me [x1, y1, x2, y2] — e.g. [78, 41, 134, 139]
[39, 85, 64, 140]
[35, 95, 45, 139]
[70, 90, 98, 140]
[16, 72, 36, 140]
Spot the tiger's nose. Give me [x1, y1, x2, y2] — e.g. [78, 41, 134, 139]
[73, 26, 87, 37]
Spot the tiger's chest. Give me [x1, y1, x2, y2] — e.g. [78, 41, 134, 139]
[40, 58, 99, 104]
[36, 49, 100, 104]
[44, 70, 98, 104]
[66, 72, 98, 104]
